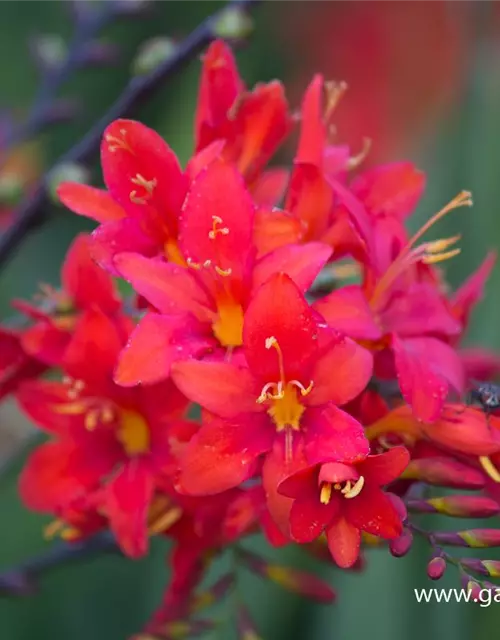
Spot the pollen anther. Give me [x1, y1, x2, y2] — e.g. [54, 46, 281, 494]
[208, 215, 230, 240]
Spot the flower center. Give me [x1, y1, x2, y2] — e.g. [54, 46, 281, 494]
[256, 336, 313, 432]
[212, 295, 244, 347]
[117, 409, 150, 456]
[369, 190, 472, 309]
[164, 238, 186, 266]
[319, 477, 365, 504]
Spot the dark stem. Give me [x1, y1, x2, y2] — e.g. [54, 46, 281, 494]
[0, 532, 118, 596]
[1, 4, 116, 153]
[0, 0, 261, 269]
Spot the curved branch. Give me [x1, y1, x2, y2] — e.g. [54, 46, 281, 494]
[0, 0, 261, 268]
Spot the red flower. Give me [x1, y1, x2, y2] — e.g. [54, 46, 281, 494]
[195, 39, 292, 192]
[57, 120, 193, 272]
[113, 159, 332, 386]
[0, 326, 46, 400]
[314, 192, 474, 422]
[12, 233, 122, 368]
[171, 273, 372, 529]
[278, 447, 410, 567]
[18, 308, 191, 558]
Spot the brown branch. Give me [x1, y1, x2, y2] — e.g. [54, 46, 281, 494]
[0, 0, 261, 269]
[0, 532, 118, 597]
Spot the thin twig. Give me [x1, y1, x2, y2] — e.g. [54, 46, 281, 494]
[0, 0, 261, 269]
[0, 532, 118, 596]
[1, 4, 116, 154]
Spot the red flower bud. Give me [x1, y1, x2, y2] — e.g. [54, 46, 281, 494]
[389, 528, 413, 557]
[433, 529, 500, 548]
[427, 556, 447, 580]
[407, 495, 500, 518]
[401, 458, 485, 489]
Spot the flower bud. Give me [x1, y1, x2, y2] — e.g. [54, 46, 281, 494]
[433, 529, 500, 548]
[48, 163, 90, 203]
[389, 528, 413, 557]
[189, 573, 234, 613]
[460, 558, 500, 578]
[427, 555, 447, 580]
[131, 37, 176, 77]
[238, 548, 335, 603]
[237, 604, 262, 640]
[407, 495, 500, 518]
[30, 34, 67, 72]
[460, 573, 482, 601]
[422, 406, 500, 457]
[213, 6, 254, 40]
[401, 458, 485, 489]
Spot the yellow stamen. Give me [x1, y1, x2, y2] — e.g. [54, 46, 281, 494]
[480, 456, 500, 483]
[370, 191, 472, 307]
[320, 483, 332, 505]
[117, 410, 150, 456]
[129, 174, 157, 205]
[347, 137, 372, 170]
[148, 507, 182, 535]
[208, 215, 230, 240]
[342, 476, 365, 499]
[324, 80, 348, 121]
[105, 129, 131, 153]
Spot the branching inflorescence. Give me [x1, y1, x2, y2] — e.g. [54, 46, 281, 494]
[2, 4, 500, 639]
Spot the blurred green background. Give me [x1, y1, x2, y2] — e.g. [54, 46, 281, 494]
[2, 1, 500, 639]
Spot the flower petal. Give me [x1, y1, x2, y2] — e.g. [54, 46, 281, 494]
[63, 308, 123, 387]
[452, 251, 497, 329]
[114, 313, 212, 387]
[61, 233, 121, 313]
[195, 39, 243, 152]
[90, 218, 160, 275]
[19, 439, 117, 511]
[114, 253, 213, 321]
[171, 360, 261, 418]
[313, 285, 382, 340]
[383, 283, 461, 338]
[107, 461, 154, 558]
[57, 183, 125, 222]
[393, 335, 465, 423]
[252, 168, 290, 208]
[253, 207, 302, 257]
[243, 272, 320, 383]
[179, 158, 255, 289]
[21, 322, 70, 367]
[304, 404, 369, 465]
[101, 119, 187, 237]
[345, 487, 403, 539]
[358, 447, 410, 487]
[253, 242, 332, 294]
[326, 516, 361, 568]
[289, 495, 339, 543]
[351, 161, 425, 220]
[308, 337, 373, 406]
[178, 414, 272, 495]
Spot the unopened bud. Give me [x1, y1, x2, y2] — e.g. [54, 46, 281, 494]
[213, 6, 254, 40]
[460, 573, 482, 601]
[237, 604, 262, 640]
[189, 573, 234, 613]
[30, 34, 67, 71]
[151, 620, 215, 639]
[401, 458, 485, 489]
[132, 37, 176, 76]
[0, 173, 24, 207]
[460, 558, 500, 578]
[389, 528, 413, 557]
[427, 555, 447, 580]
[238, 548, 335, 603]
[407, 495, 500, 518]
[433, 529, 500, 548]
[48, 163, 89, 203]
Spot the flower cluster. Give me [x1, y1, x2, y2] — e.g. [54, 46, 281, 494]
[4, 39, 500, 637]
